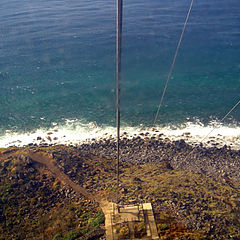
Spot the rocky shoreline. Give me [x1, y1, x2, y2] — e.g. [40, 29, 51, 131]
[1, 134, 240, 239]
[76, 133, 240, 186]
[2, 124, 240, 151]
[13, 129, 239, 184]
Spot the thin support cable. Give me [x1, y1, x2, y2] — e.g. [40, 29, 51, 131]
[116, 0, 123, 205]
[184, 98, 240, 161]
[153, 0, 194, 125]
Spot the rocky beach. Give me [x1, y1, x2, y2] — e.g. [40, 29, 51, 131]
[0, 133, 240, 239]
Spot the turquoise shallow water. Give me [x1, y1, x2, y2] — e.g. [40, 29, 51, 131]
[0, 0, 239, 137]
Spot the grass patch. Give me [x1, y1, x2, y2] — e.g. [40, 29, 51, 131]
[52, 233, 62, 240]
[87, 211, 105, 229]
[63, 230, 79, 240]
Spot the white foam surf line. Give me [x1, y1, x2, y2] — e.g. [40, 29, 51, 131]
[0, 120, 240, 150]
[0, 121, 116, 148]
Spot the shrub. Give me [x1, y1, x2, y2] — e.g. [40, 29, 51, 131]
[87, 211, 105, 229]
[53, 233, 62, 240]
[63, 230, 79, 240]
[118, 226, 130, 239]
[134, 222, 146, 238]
[160, 223, 169, 230]
[80, 212, 90, 219]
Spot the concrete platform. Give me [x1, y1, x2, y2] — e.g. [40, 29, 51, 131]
[103, 202, 159, 240]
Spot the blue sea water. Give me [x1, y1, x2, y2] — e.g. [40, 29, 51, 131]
[0, 0, 239, 144]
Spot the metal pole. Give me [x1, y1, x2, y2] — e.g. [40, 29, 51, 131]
[116, 0, 123, 205]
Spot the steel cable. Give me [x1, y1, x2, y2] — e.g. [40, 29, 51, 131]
[184, 98, 240, 161]
[153, 0, 194, 125]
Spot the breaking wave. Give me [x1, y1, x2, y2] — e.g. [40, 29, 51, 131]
[0, 118, 240, 150]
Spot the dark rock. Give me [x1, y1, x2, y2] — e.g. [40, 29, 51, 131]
[165, 163, 173, 170]
[46, 136, 52, 141]
[132, 177, 142, 183]
[121, 188, 128, 194]
[2, 149, 13, 154]
[18, 154, 32, 166]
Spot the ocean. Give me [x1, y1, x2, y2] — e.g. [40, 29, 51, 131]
[0, 0, 239, 148]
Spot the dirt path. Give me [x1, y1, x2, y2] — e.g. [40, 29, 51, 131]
[1, 149, 115, 239]
[2, 150, 102, 203]
[29, 152, 99, 202]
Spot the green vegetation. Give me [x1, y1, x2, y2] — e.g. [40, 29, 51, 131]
[160, 223, 169, 230]
[63, 230, 79, 240]
[52, 233, 62, 240]
[80, 212, 90, 219]
[87, 211, 105, 229]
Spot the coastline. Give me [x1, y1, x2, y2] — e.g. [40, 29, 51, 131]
[0, 120, 240, 150]
[1, 128, 240, 238]
[1, 126, 240, 186]
[1, 137, 240, 238]
[1, 119, 240, 189]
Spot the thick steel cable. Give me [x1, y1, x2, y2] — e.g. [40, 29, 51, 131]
[184, 98, 240, 161]
[116, 0, 123, 205]
[153, 0, 194, 125]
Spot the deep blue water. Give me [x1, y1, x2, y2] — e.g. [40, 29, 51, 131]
[0, 0, 239, 135]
